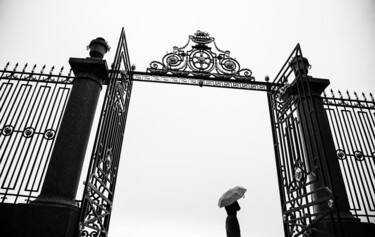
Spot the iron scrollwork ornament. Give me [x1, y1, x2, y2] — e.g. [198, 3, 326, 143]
[148, 31, 254, 81]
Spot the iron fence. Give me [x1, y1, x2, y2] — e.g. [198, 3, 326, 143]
[0, 63, 74, 204]
[323, 90, 375, 223]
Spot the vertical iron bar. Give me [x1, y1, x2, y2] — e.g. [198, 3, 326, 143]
[267, 89, 289, 237]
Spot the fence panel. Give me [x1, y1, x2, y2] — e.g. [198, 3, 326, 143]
[0, 63, 74, 204]
[323, 90, 375, 223]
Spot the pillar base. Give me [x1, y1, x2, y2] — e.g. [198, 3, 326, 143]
[0, 203, 80, 237]
[312, 219, 375, 237]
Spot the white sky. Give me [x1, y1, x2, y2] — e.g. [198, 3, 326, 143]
[1, 1, 374, 237]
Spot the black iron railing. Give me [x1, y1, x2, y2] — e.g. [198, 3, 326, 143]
[323, 90, 375, 223]
[0, 63, 74, 204]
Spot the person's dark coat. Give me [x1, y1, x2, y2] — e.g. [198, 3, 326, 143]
[225, 201, 241, 237]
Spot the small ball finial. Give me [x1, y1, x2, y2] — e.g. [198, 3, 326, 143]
[265, 75, 270, 82]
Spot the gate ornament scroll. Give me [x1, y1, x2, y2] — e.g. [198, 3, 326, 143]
[148, 30, 254, 81]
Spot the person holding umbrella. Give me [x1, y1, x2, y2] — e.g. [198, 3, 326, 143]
[218, 186, 247, 237]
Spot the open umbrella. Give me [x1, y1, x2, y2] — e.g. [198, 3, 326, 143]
[218, 186, 247, 208]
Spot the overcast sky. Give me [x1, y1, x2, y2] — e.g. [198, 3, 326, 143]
[1, 1, 374, 237]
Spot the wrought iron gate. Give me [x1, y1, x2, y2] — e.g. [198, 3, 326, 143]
[268, 45, 337, 237]
[1, 28, 374, 237]
[79, 28, 133, 236]
[78, 29, 375, 237]
[78, 29, 270, 236]
[268, 44, 375, 236]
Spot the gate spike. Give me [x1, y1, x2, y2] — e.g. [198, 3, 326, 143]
[354, 91, 358, 100]
[330, 89, 335, 98]
[13, 63, 19, 71]
[323, 91, 327, 98]
[59, 66, 64, 76]
[338, 90, 343, 99]
[31, 64, 37, 74]
[22, 63, 28, 72]
[4, 62, 10, 71]
[370, 93, 374, 102]
[49, 66, 55, 75]
[40, 65, 46, 74]
[346, 90, 351, 99]
[362, 92, 366, 101]
[68, 68, 72, 78]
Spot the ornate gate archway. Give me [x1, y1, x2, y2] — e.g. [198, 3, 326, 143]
[1, 28, 374, 237]
[78, 28, 375, 237]
[79, 28, 272, 236]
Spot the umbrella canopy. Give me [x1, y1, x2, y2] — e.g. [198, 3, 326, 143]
[218, 186, 247, 208]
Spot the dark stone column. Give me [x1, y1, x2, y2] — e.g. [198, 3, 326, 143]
[286, 77, 352, 214]
[285, 76, 375, 236]
[34, 57, 108, 206]
[34, 37, 110, 208]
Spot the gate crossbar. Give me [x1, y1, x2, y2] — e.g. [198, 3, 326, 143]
[131, 71, 271, 91]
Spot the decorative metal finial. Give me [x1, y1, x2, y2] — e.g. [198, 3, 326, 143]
[362, 92, 366, 101]
[40, 65, 46, 74]
[265, 75, 270, 82]
[4, 62, 10, 71]
[346, 90, 351, 99]
[338, 90, 343, 99]
[49, 66, 55, 75]
[354, 91, 359, 100]
[290, 56, 310, 78]
[31, 64, 37, 74]
[58, 66, 64, 77]
[189, 30, 214, 45]
[148, 31, 254, 81]
[87, 37, 110, 59]
[68, 69, 72, 77]
[330, 89, 335, 98]
[13, 63, 19, 71]
[22, 63, 28, 73]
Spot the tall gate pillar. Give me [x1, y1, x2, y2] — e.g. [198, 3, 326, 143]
[1, 38, 110, 237]
[285, 73, 375, 236]
[35, 41, 109, 207]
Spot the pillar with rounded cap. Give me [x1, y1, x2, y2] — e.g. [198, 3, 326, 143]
[35, 37, 110, 206]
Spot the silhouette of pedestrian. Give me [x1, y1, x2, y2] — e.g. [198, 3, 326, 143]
[224, 201, 241, 237]
[218, 186, 246, 237]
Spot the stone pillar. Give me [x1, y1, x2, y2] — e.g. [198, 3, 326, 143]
[284, 68, 375, 236]
[285, 77, 352, 215]
[35, 56, 108, 206]
[0, 38, 110, 237]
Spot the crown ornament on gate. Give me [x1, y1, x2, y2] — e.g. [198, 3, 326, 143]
[148, 31, 254, 81]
